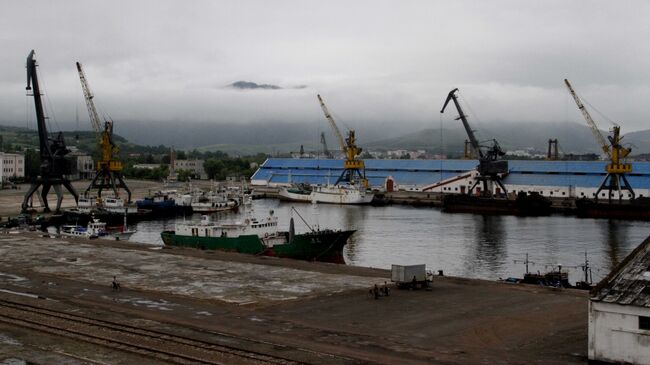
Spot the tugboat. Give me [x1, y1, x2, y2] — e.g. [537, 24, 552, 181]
[161, 210, 355, 263]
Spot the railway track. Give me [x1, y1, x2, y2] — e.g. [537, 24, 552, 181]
[0, 298, 306, 365]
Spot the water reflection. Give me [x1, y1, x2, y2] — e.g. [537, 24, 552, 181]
[128, 199, 650, 282]
[470, 215, 507, 276]
[602, 220, 624, 271]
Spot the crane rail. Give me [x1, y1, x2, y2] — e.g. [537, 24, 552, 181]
[0, 298, 307, 365]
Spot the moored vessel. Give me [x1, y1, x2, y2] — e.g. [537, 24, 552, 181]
[310, 184, 374, 205]
[575, 197, 650, 220]
[161, 211, 355, 263]
[442, 192, 552, 216]
[278, 185, 313, 202]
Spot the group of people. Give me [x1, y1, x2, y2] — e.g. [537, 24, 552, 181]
[371, 281, 390, 299]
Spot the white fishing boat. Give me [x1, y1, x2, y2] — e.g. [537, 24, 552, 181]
[310, 184, 374, 204]
[60, 224, 96, 238]
[191, 198, 239, 213]
[279, 183, 373, 205]
[60, 217, 135, 241]
[278, 185, 313, 202]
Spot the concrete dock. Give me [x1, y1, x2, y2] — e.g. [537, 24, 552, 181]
[0, 230, 588, 364]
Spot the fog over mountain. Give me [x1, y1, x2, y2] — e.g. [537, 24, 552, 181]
[4, 117, 647, 156]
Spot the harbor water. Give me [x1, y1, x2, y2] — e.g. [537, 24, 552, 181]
[129, 199, 650, 283]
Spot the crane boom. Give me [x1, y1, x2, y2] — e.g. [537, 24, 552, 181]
[441, 88, 483, 159]
[320, 132, 332, 158]
[564, 78, 634, 200]
[440, 88, 508, 197]
[317, 94, 346, 152]
[76, 62, 102, 134]
[564, 79, 610, 157]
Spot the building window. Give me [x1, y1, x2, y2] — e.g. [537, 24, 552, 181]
[640, 316, 650, 330]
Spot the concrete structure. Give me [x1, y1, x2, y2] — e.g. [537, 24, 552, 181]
[251, 158, 650, 200]
[71, 154, 94, 180]
[0, 152, 25, 183]
[589, 237, 650, 364]
[175, 159, 207, 179]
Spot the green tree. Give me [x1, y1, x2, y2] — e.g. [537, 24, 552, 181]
[204, 159, 225, 180]
[176, 168, 193, 182]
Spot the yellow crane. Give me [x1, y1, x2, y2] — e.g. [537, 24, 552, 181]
[317, 94, 368, 188]
[564, 79, 634, 200]
[77, 62, 131, 202]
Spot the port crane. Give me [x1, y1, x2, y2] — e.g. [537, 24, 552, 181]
[76, 62, 132, 202]
[564, 79, 634, 201]
[21, 50, 79, 213]
[320, 132, 333, 159]
[317, 94, 368, 188]
[441, 88, 508, 197]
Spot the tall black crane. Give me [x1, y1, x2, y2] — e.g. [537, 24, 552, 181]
[441, 88, 508, 197]
[21, 50, 79, 213]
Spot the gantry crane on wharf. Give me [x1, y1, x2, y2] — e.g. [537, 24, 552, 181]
[76, 61, 132, 203]
[437, 88, 552, 216]
[564, 79, 634, 201]
[21, 50, 79, 213]
[317, 94, 368, 188]
[440, 88, 508, 197]
[564, 79, 650, 220]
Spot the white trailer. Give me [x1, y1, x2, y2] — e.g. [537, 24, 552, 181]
[391, 264, 430, 289]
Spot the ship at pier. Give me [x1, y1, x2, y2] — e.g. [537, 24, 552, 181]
[161, 211, 355, 263]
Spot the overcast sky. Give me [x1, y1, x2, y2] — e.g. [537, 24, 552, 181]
[2, 1, 649, 133]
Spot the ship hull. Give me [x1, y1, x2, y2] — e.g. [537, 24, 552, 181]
[277, 188, 312, 202]
[575, 198, 650, 220]
[160, 229, 354, 264]
[442, 193, 552, 216]
[310, 186, 374, 205]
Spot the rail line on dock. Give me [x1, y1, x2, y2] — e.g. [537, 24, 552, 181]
[0, 298, 307, 365]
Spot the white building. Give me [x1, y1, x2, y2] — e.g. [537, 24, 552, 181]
[174, 159, 207, 179]
[589, 236, 650, 364]
[68, 153, 94, 180]
[0, 152, 25, 183]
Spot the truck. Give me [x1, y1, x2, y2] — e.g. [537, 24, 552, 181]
[391, 264, 431, 289]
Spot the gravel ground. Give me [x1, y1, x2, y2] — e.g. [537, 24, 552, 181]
[0, 231, 588, 364]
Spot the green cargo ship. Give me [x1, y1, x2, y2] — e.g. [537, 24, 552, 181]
[160, 212, 354, 264]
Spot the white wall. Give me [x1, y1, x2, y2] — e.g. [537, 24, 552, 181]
[423, 173, 649, 200]
[589, 301, 650, 364]
[0, 153, 25, 180]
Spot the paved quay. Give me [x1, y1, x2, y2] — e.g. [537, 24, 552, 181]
[0, 231, 588, 364]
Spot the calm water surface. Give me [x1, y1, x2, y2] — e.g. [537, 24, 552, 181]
[129, 199, 650, 283]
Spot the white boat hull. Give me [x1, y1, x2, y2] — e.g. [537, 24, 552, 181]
[310, 185, 374, 205]
[278, 188, 312, 202]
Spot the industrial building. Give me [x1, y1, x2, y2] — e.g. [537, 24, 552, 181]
[251, 158, 650, 200]
[589, 237, 650, 364]
[174, 159, 208, 180]
[0, 152, 25, 183]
